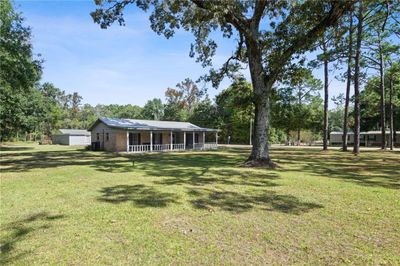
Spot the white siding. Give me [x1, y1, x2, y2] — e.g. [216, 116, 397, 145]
[53, 134, 90, 146]
[69, 135, 91, 146]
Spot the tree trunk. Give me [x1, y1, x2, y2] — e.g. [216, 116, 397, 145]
[248, 93, 271, 162]
[246, 39, 275, 167]
[322, 39, 329, 151]
[343, 11, 353, 151]
[389, 76, 394, 150]
[379, 41, 386, 149]
[353, 1, 363, 155]
[297, 92, 301, 146]
[297, 127, 301, 146]
[394, 110, 397, 149]
[286, 129, 290, 146]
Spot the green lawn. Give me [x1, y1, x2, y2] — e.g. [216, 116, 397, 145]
[1, 144, 399, 265]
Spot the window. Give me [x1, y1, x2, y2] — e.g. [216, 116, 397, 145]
[152, 133, 162, 144]
[106, 133, 109, 141]
[129, 133, 141, 145]
[96, 133, 100, 141]
[195, 133, 199, 143]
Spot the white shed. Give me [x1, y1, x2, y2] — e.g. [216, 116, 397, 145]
[52, 129, 91, 146]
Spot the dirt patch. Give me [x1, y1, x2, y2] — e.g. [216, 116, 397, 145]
[161, 215, 199, 236]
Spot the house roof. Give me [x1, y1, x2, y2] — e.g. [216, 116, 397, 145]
[88, 117, 219, 132]
[56, 129, 91, 136]
[330, 131, 391, 135]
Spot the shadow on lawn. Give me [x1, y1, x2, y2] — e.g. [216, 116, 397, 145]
[0, 212, 65, 264]
[0, 149, 242, 174]
[98, 184, 179, 207]
[273, 150, 400, 189]
[2, 145, 398, 190]
[96, 151, 320, 214]
[0, 149, 121, 173]
[0, 146, 34, 151]
[97, 183, 322, 214]
[187, 187, 323, 214]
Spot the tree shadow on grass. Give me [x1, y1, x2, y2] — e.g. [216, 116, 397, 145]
[188, 188, 323, 214]
[0, 149, 129, 173]
[97, 183, 322, 214]
[95, 152, 315, 214]
[0, 146, 34, 152]
[274, 149, 400, 189]
[0, 212, 65, 265]
[97, 184, 179, 208]
[130, 151, 281, 188]
[0, 149, 241, 175]
[152, 168, 280, 187]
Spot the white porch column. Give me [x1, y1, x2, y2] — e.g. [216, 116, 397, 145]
[150, 131, 153, 151]
[126, 131, 129, 152]
[170, 131, 173, 150]
[183, 132, 186, 150]
[193, 132, 195, 149]
[216, 132, 218, 145]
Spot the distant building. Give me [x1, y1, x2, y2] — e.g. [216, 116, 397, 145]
[88, 118, 219, 153]
[52, 129, 91, 146]
[330, 131, 399, 146]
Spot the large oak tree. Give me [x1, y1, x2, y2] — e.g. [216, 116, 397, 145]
[92, 0, 353, 166]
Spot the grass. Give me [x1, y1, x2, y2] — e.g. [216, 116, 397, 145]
[0, 143, 399, 265]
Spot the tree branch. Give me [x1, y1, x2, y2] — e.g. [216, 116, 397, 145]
[270, 1, 354, 81]
[252, 0, 267, 26]
[363, 54, 381, 66]
[191, 0, 252, 40]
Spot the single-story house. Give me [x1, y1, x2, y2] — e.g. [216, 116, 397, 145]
[330, 131, 399, 146]
[88, 118, 219, 153]
[52, 129, 91, 146]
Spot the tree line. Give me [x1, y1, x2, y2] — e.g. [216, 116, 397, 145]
[1, 0, 399, 161]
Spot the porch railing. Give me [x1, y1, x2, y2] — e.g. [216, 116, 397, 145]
[192, 143, 218, 150]
[129, 144, 151, 153]
[173, 143, 185, 150]
[128, 142, 218, 153]
[152, 144, 170, 151]
[204, 142, 218, 150]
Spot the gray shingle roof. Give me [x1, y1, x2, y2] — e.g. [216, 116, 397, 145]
[89, 118, 218, 132]
[57, 129, 91, 135]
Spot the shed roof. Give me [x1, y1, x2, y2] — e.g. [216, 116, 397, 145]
[57, 129, 91, 136]
[88, 118, 219, 132]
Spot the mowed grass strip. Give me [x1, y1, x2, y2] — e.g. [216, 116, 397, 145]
[1, 144, 399, 265]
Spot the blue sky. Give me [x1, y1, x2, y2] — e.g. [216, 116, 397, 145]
[16, 0, 346, 107]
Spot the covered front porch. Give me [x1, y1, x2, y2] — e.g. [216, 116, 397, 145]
[126, 130, 218, 153]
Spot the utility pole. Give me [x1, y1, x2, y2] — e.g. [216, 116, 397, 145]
[249, 117, 252, 146]
[389, 76, 394, 150]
